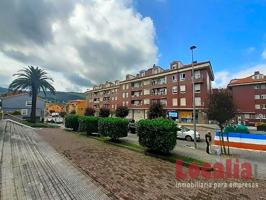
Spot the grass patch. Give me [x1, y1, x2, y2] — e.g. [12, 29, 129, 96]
[22, 121, 59, 128]
[76, 132, 208, 169]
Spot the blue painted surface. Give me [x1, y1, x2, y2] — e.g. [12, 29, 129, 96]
[216, 132, 266, 140]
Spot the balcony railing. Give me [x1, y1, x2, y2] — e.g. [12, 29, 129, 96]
[193, 75, 204, 83]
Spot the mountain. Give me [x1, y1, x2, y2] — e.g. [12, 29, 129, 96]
[0, 87, 86, 103]
[0, 87, 8, 94]
[39, 91, 86, 103]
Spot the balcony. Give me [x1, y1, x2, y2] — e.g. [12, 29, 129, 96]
[194, 75, 204, 83]
[131, 100, 142, 107]
[131, 86, 142, 91]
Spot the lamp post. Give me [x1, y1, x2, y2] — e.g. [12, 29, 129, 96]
[190, 45, 197, 149]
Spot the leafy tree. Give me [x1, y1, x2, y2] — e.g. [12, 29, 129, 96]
[9, 66, 55, 123]
[115, 106, 129, 118]
[99, 107, 110, 117]
[59, 111, 67, 118]
[84, 107, 95, 116]
[147, 102, 166, 119]
[70, 110, 76, 114]
[207, 89, 236, 155]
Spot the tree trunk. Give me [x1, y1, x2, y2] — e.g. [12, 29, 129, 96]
[31, 89, 37, 123]
[219, 125, 227, 155]
[226, 131, 230, 155]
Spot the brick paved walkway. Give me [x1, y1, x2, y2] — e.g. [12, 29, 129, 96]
[38, 128, 266, 200]
[0, 120, 111, 200]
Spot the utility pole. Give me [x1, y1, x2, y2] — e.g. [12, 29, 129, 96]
[190, 45, 197, 149]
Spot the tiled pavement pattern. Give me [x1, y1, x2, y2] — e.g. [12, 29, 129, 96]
[39, 128, 266, 200]
[0, 120, 111, 200]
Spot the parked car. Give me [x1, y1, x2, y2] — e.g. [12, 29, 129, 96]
[177, 126, 200, 141]
[47, 112, 63, 124]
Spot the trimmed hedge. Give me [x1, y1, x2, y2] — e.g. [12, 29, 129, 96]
[98, 117, 129, 140]
[65, 114, 79, 131]
[257, 123, 266, 132]
[78, 116, 99, 135]
[137, 119, 177, 153]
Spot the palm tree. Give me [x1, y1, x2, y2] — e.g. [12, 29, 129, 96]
[9, 66, 55, 123]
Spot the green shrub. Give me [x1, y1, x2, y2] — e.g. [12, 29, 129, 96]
[257, 123, 266, 131]
[78, 116, 99, 135]
[115, 106, 129, 118]
[84, 107, 95, 116]
[98, 117, 129, 140]
[12, 110, 21, 115]
[147, 102, 166, 119]
[65, 114, 79, 131]
[99, 107, 110, 117]
[137, 119, 177, 153]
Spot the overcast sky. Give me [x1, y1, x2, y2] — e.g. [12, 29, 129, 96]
[1, 0, 266, 92]
[0, 0, 157, 92]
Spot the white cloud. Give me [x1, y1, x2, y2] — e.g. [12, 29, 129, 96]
[262, 49, 266, 59]
[0, 0, 158, 92]
[213, 63, 266, 88]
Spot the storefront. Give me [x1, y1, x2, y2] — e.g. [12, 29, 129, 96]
[167, 111, 178, 121]
[179, 111, 193, 123]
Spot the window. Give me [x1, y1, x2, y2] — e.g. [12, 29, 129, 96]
[261, 84, 266, 89]
[126, 84, 129, 89]
[144, 89, 150, 95]
[143, 80, 150, 85]
[126, 101, 129, 106]
[254, 85, 261, 89]
[172, 98, 178, 106]
[122, 84, 125, 90]
[122, 101, 125, 106]
[244, 114, 250, 119]
[172, 75, 177, 82]
[180, 73, 186, 81]
[195, 84, 201, 92]
[180, 85, 186, 92]
[172, 86, 178, 94]
[180, 98, 186, 106]
[262, 104, 266, 109]
[255, 104, 260, 109]
[255, 95, 260, 99]
[194, 70, 201, 79]
[21, 109, 28, 116]
[122, 93, 125, 98]
[195, 97, 201, 106]
[144, 99, 150, 105]
[160, 99, 167, 106]
[261, 94, 266, 99]
[126, 92, 129, 98]
[26, 101, 32, 106]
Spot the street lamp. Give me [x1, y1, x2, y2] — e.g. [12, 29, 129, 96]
[190, 45, 197, 149]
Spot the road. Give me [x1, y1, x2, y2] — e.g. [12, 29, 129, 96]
[0, 120, 111, 200]
[123, 128, 266, 179]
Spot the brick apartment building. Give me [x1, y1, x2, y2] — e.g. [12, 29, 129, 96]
[85, 60, 214, 123]
[228, 71, 266, 125]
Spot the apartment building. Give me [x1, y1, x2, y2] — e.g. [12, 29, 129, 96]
[86, 60, 214, 123]
[228, 71, 266, 125]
